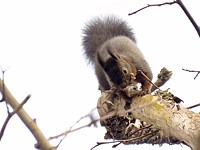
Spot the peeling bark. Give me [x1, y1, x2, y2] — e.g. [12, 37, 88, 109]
[97, 90, 200, 150]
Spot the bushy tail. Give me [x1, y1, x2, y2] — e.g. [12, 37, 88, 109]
[82, 16, 136, 64]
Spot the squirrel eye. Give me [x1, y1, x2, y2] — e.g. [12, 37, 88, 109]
[132, 86, 138, 90]
[122, 67, 128, 75]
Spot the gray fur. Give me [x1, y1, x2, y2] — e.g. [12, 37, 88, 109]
[82, 16, 136, 64]
[82, 16, 153, 91]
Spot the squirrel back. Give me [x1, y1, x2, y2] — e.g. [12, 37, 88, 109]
[82, 16, 136, 63]
[82, 16, 153, 92]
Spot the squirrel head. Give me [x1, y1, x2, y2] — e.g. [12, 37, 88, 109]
[97, 48, 137, 89]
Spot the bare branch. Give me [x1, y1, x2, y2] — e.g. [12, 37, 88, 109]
[182, 68, 200, 79]
[54, 118, 99, 148]
[128, 1, 176, 15]
[49, 108, 99, 140]
[187, 102, 200, 109]
[91, 124, 157, 150]
[0, 95, 31, 141]
[176, 0, 200, 37]
[97, 90, 200, 150]
[129, 1, 200, 37]
[0, 67, 10, 114]
[0, 79, 56, 150]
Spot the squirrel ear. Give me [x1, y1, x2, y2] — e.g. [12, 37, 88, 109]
[107, 48, 127, 63]
[97, 51, 105, 68]
[107, 48, 120, 61]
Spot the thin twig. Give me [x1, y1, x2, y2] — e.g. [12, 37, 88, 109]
[0, 95, 31, 141]
[49, 119, 98, 140]
[128, 1, 176, 15]
[0, 67, 10, 114]
[91, 128, 159, 150]
[48, 108, 98, 149]
[187, 102, 200, 109]
[182, 68, 200, 79]
[55, 108, 97, 148]
[138, 70, 159, 91]
[49, 108, 97, 141]
[128, 1, 200, 37]
[176, 0, 200, 37]
[0, 79, 56, 150]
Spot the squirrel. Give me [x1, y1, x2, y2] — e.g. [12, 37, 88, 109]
[82, 16, 153, 94]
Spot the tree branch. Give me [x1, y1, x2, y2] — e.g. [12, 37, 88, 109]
[182, 68, 200, 79]
[128, 1, 200, 38]
[97, 90, 200, 150]
[0, 95, 31, 140]
[176, 0, 200, 37]
[49, 108, 97, 148]
[128, 1, 176, 15]
[0, 79, 56, 150]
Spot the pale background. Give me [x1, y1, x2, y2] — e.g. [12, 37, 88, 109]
[0, 0, 200, 149]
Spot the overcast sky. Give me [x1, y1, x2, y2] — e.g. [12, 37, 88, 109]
[0, 0, 199, 149]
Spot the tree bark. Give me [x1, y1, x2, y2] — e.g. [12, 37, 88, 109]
[0, 79, 56, 150]
[97, 90, 200, 150]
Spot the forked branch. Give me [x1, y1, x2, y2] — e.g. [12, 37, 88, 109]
[0, 79, 56, 150]
[129, 0, 200, 37]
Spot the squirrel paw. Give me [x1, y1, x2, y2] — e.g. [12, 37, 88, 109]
[139, 90, 151, 96]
